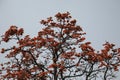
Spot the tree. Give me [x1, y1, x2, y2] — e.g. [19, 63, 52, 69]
[0, 12, 120, 80]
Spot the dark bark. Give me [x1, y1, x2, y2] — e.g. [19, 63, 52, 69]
[104, 67, 108, 80]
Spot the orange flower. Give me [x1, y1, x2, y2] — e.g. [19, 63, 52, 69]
[9, 25, 18, 35]
[72, 34, 80, 38]
[3, 37, 9, 42]
[118, 48, 120, 53]
[98, 61, 107, 68]
[75, 63, 80, 66]
[48, 63, 57, 68]
[75, 53, 81, 57]
[70, 19, 76, 24]
[97, 55, 103, 61]
[85, 42, 91, 45]
[63, 29, 69, 34]
[0, 64, 3, 66]
[55, 12, 61, 18]
[60, 65, 65, 71]
[79, 37, 85, 42]
[114, 66, 119, 71]
[60, 60, 64, 64]
[38, 72, 48, 76]
[1, 48, 5, 53]
[17, 28, 24, 35]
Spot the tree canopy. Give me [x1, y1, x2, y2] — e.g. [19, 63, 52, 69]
[0, 12, 120, 80]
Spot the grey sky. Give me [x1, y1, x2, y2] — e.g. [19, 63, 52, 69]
[0, 0, 120, 79]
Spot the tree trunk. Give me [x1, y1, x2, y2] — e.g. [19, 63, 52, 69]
[53, 66, 57, 80]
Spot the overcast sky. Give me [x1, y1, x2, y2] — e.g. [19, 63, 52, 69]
[0, 0, 120, 79]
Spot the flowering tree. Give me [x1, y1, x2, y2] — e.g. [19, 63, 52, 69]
[0, 12, 120, 80]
